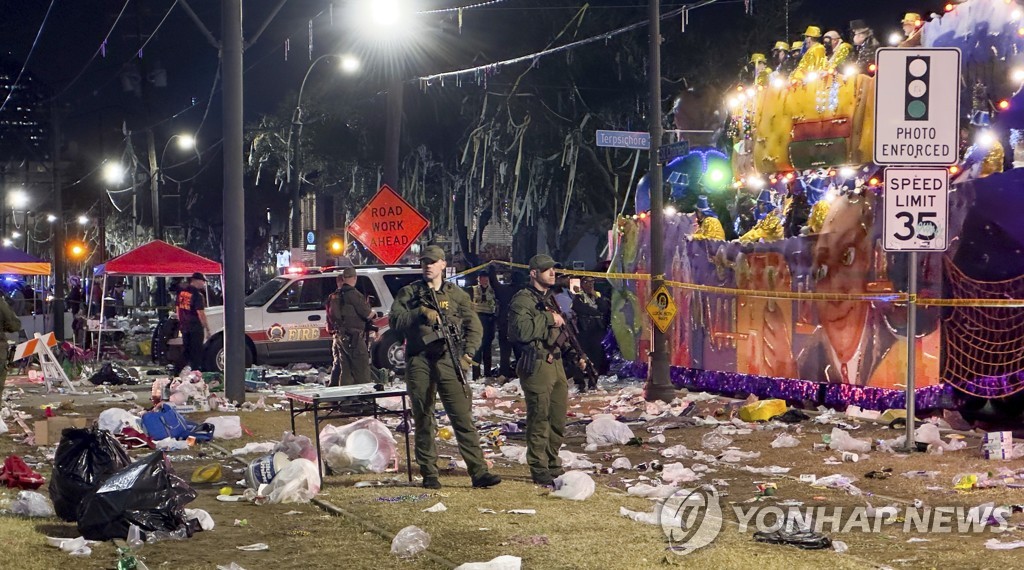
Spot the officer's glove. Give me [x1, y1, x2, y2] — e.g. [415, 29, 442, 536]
[422, 307, 440, 325]
[460, 354, 475, 371]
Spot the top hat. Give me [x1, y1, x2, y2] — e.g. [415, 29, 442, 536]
[849, 19, 871, 33]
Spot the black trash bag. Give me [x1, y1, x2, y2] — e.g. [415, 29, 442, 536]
[77, 451, 198, 541]
[88, 362, 139, 386]
[753, 528, 832, 550]
[49, 427, 132, 521]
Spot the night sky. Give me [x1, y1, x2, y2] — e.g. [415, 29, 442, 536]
[1, 0, 945, 225]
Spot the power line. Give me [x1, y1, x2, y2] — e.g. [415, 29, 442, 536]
[0, 0, 58, 114]
[45, 0, 133, 103]
[416, 0, 720, 85]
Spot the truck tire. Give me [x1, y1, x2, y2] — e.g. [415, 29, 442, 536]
[372, 329, 406, 373]
[203, 333, 253, 372]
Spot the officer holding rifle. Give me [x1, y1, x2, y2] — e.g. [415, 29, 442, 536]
[389, 245, 502, 490]
[508, 254, 588, 487]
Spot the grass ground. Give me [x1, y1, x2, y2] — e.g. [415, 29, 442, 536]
[1, 376, 1022, 569]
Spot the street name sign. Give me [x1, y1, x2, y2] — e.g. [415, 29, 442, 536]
[874, 48, 961, 166]
[596, 130, 651, 150]
[883, 167, 949, 252]
[347, 185, 429, 265]
[658, 140, 690, 163]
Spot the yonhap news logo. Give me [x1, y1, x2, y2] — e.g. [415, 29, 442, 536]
[659, 487, 1010, 556]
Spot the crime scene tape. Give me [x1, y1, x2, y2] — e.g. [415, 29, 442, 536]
[449, 261, 1024, 306]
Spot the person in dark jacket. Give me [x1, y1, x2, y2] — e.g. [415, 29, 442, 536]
[326, 267, 376, 386]
[571, 276, 610, 379]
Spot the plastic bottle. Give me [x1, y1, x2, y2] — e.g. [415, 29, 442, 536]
[127, 524, 144, 551]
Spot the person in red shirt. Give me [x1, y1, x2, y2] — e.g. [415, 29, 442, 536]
[175, 272, 210, 373]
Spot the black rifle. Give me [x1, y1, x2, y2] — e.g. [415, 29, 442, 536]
[541, 294, 599, 389]
[422, 287, 470, 386]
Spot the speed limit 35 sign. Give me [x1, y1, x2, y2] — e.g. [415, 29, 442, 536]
[883, 167, 949, 251]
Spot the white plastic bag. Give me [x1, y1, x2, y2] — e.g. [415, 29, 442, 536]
[586, 415, 635, 446]
[550, 471, 595, 501]
[207, 416, 243, 440]
[455, 555, 522, 570]
[391, 525, 430, 558]
[661, 462, 699, 483]
[611, 457, 632, 470]
[828, 427, 872, 453]
[557, 450, 595, 470]
[265, 458, 321, 503]
[275, 431, 318, 462]
[770, 433, 800, 448]
[11, 490, 55, 517]
[499, 444, 528, 465]
[0, 417, 7, 435]
[319, 418, 397, 473]
[701, 431, 732, 450]
[97, 408, 139, 434]
[185, 508, 216, 531]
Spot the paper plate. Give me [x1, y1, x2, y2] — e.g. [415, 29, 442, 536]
[345, 429, 379, 461]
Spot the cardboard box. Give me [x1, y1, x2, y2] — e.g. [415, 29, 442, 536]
[34, 416, 89, 446]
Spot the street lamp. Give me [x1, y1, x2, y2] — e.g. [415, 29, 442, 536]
[78, 215, 89, 225]
[102, 162, 125, 185]
[289, 53, 361, 249]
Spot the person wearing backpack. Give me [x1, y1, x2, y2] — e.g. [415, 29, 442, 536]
[174, 272, 209, 373]
[325, 267, 375, 386]
[0, 294, 23, 396]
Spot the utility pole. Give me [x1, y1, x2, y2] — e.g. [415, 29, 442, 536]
[51, 102, 66, 341]
[222, 0, 245, 403]
[290, 107, 303, 249]
[383, 78, 403, 190]
[644, 0, 674, 403]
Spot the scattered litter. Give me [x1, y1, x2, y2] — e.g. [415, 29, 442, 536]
[423, 502, 448, 513]
[985, 538, 1024, 550]
[661, 463, 699, 484]
[611, 457, 632, 470]
[719, 449, 760, 463]
[828, 428, 871, 453]
[265, 458, 321, 503]
[701, 431, 732, 451]
[619, 506, 664, 526]
[906, 538, 931, 543]
[236, 543, 270, 552]
[832, 540, 848, 553]
[391, 526, 430, 557]
[508, 509, 536, 515]
[551, 471, 595, 501]
[649, 434, 666, 444]
[185, 508, 215, 531]
[45, 536, 96, 556]
[627, 483, 679, 498]
[10, 490, 55, 517]
[586, 415, 635, 447]
[232, 442, 278, 456]
[216, 564, 247, 570]
[770, 433, 800, 448]
[500, 445, 528, 464]
[206, 416, 243, 440]
[558, 450, 595, 470]
[753, 528, 832, 549]
[454, 555, 522, 570]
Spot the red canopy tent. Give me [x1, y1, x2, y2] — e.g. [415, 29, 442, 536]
[94, 240, 222, 277]
[91, 240, 222, 359]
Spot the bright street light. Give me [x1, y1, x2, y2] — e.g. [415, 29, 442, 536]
[78, 215, 89, 225]
[361, 0, 406, 29]
[11, 232, 20, 239]
[176, 133, 196, 150]
[103, 162, 125, 185]
[339, 54, 361, 74]
[46, 214, 57, 223]
[8, 189, 28, 209]
[1, 239, 11, 247]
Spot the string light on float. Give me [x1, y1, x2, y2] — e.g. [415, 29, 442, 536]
[771, 76, 785, 89]
[805, 71, 819, 83]
[977, 130, 996, 149]
[839, 166, 856, 178]
[1011, 68, 1024, 83]
[843, 65, 858, 78]
[664, 205, 678, 216]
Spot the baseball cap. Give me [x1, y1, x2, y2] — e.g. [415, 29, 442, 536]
[190, 272, 207, 282]
[419, 245, 446, 263]
[529, 254, 561, 271]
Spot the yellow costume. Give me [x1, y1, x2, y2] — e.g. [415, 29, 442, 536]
[806, 200, 830, 234]
[791, 27, 827, 80]
[828, 41, 853, 71]
[739, 212, 785, 243]
[692, 217, 726, 241]
[981, 140, 1005, 177]
[750, 53, 772, 87]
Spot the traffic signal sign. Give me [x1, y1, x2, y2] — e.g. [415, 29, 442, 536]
[905, 56, 930, 121]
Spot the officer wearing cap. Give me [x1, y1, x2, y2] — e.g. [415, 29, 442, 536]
[174, 271, 209, 373]
[389, 245, 501, 490]
[508, 254, 586, 486]
[326, 267, 376, 386]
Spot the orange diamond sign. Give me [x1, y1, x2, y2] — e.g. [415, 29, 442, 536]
[347, 185, 429, 265]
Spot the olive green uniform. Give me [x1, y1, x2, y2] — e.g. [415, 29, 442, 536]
[389, 280, 488, 479]
[0, 297, 21, 395]
[508, 286, 570, 480]
[326, 283, 375, 386]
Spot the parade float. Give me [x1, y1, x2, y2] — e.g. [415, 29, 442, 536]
[607, 0, 1024, 412]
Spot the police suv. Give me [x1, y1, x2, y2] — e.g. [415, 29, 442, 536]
[201, 265, 421, 373]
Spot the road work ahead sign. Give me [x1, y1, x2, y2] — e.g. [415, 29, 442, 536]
[873, 48, 961, 166]
[347, 185, 429, 265]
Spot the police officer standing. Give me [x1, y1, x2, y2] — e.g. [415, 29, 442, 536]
[326, 267, 376, 386]
[389, 245, 501, 490]
[509, 254, 586, 486]
[467, 272, 498, 380]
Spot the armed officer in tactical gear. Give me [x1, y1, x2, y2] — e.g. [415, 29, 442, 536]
[389, 245, 502, 490]
[326, 267, 376, 386]
[508, 254, 587, 486]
